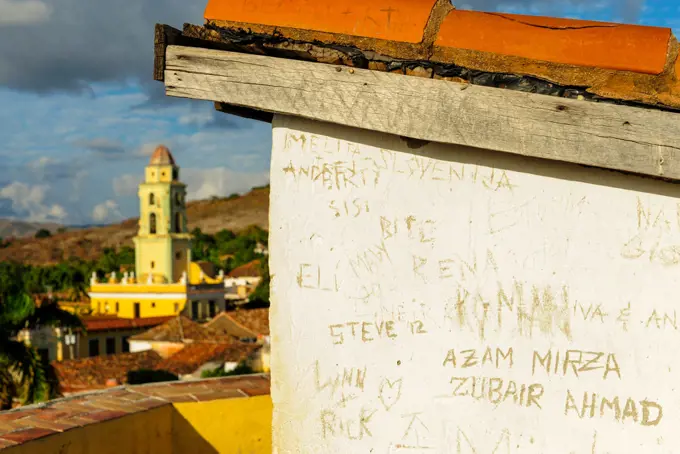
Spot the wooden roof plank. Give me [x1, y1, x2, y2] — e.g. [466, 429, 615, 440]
[163, 45, 680, 181]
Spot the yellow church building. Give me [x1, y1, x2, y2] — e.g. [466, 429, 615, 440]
[88, 145, 226, 321]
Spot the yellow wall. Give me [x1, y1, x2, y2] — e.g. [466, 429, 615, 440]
[171, 239, 191, 283]
[6, 406, 173, 454]
[5, 396, 273, 454]
[173, 396, 272, 454]
[134, 237, 173, 284]
[89, 295, 187, 319]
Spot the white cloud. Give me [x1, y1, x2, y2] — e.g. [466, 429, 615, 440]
[182, 167, 270, 201]
[137, 143, 158, 157]
[113, 173, 142, 197]
[91, 199, 123, 223]
[0, 182, 68, 222]
[178, 111, 214, 127]
[0, 0, 51, 25]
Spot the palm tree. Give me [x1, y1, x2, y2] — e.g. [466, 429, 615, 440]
[0, 292, 83, 410]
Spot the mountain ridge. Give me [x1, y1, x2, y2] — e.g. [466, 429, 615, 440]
[0, 187, 269, 266]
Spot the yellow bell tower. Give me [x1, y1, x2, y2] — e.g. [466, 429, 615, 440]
[133, 145, 192, 284]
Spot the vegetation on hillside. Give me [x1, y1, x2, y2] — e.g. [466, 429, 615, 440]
[0, 187, 269, 266]
[0, 226, 270, 305]
[0, 292, 83, 409]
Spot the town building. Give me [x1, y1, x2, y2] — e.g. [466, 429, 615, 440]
[224, 259, 264, 304]
[87, 145, 227, 321]
[49, 315, 266, 393]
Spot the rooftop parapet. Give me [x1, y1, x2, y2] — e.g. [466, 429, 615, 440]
[0, 375, 271, 452]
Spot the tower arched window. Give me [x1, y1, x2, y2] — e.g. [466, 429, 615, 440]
[174, 193, 181, 207]
[175, 212, 182, 233]
[149, 213, 157, 234]
[149, 193, 155, 206]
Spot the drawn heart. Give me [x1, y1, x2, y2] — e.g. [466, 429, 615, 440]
[379, 377, 403, 411]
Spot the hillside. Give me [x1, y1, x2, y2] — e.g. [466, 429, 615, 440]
[0, 219, 64, 239]
[0, 187, 269, 266]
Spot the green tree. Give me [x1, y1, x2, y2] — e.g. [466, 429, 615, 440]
[0, 292, 84, 409]
[127, 369, 178, 385]
[34, 229, 51, 239]
[201, 361, 254, 378]
[248, 259, 270, 307]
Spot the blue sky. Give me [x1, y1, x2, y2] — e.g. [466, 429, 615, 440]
[0, 0, 678, 225]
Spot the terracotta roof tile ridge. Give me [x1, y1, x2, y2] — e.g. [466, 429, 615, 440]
[225, 309, 260, 336]
[178, 10, 680, 109]
[218, 311, 260, 337]
[484, 12, 620, 31]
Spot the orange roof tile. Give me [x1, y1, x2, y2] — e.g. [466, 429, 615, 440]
[187, 0, 680, 109]
[434, 11, 671, 75]
[82, 316, 174, 332]
[156, 342, 259, 375]
[129, 316, 229, 343]
[209, 308, 270, 337]
[52, 351, 163, 393]
[205, 0, 438, 43]
[228, 259, 262, 278]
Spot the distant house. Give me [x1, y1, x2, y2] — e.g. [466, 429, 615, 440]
[17, 303, 172, 363]
[127, 316, 228, 358]
[127, 315, 266, 377]
[76, 315, 174, 358]
[207, 309, 270, 372]
[224, 259, 263, 303]
[207, 308, 270, 341]
[156, 342, 259, 379]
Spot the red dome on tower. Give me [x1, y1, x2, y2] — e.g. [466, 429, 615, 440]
[149, 145, 176, 166]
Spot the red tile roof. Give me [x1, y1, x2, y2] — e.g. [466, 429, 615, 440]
[52, 351, 163, 393]
[128, 316, 229, 343]
[156, 342, 259, 376]
[205, 0, 437, 43]
[228, 259, 263, 278]
[208, 308, 270, 338]
[195, 0, 680, 109]
[435, 11, 671, 75]
[82, 316, 174, 332]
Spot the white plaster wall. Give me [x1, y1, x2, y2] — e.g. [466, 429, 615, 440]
[128, 340, 152, 353]
[269, 115, 680, 453]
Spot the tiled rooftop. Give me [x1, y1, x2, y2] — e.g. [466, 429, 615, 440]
[52, 351, 163, 393]
[128, 316, 229, 343]
[166, 0, 680, 109]
[227, 259, 262, 278]
[82, 315, 174, 332]
[0, 375, 271, 451]
[157, 342, 259, 376]
[208, 309, 270, 338]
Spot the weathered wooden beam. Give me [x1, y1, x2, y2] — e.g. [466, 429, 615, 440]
[214, 102, 273, 124]
[164, 45, 680, 181]
[154, 24, 182, 82]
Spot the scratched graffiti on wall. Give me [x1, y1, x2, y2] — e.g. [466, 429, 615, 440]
[269, 117, 680, 453]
